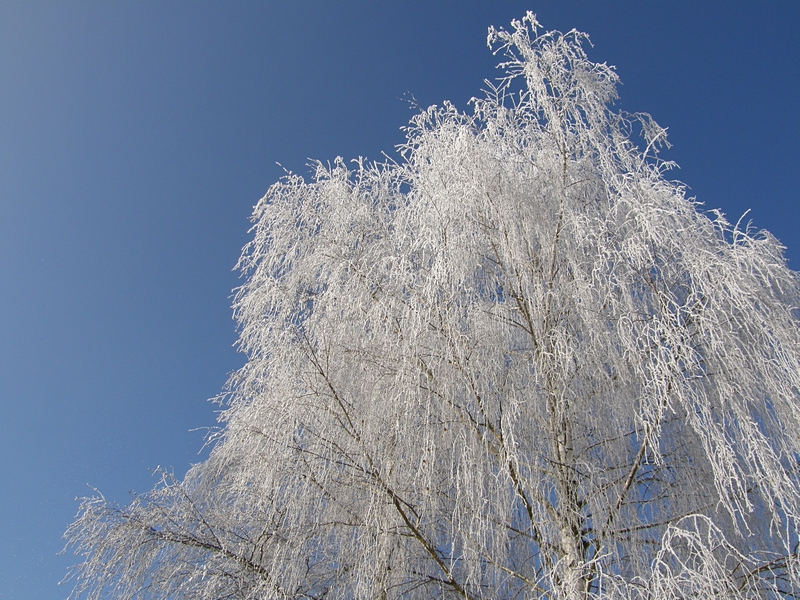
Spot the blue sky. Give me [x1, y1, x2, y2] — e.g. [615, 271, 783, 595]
[1, 2, 798, 598]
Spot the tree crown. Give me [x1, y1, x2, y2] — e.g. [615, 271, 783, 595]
[65, 13, 800, 599]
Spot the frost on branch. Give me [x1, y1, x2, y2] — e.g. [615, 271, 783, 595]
[65, 13, 800, 599]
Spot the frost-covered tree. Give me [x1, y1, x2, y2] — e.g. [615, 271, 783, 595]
[65, 14, 800, 599]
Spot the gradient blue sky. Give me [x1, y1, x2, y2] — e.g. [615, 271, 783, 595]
[1, 2, 798, 598]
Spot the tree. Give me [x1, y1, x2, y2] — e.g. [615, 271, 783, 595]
[65, 14, 800, 599]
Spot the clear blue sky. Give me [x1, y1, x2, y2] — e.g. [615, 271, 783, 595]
[1, 2, 798, 598]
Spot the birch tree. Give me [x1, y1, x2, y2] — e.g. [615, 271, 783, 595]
[65, 14, 800, 599]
